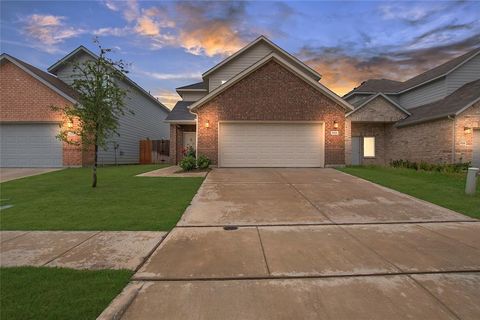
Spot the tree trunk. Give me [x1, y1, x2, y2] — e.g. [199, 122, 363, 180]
[92, 143, 98, 188]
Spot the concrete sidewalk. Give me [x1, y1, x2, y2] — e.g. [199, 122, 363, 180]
[0, 168, 62, 183]
[0, 231, 166, 270]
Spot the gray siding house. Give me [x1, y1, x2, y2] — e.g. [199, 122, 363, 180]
[344, 48, 480, 167]
[48, 46, 170, 165]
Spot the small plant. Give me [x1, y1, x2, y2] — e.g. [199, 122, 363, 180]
[197, 155, 211, 169]
[182, 146, 196, 158]
[179, 155, 196, 171]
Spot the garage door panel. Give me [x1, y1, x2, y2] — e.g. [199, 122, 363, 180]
[219, 123, 324, 167]
[0, 124, 62, 167]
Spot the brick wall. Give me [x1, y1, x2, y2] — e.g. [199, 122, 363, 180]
[349, 96, 408, 122]
[1, 59, 83, 166]
[454, 101, 480, 163]
[194, 60, 347, 166]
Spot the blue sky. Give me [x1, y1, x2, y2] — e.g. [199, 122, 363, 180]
[1, 0, 479, 107]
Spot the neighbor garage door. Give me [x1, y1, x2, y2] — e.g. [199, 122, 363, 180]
[0, 123, 62, 167]
[219, 122, 324, 167]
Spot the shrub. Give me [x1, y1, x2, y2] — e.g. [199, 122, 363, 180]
[389, 159, 470, 173]
[182, 146, 196, 158]
[197, 155, 211, 169]
[179, 155, 196, 171]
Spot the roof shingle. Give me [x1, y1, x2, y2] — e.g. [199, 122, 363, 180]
[165, 101, 196, 121]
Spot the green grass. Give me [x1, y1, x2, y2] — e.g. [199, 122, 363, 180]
[0, 165, 203, 230]
[338, 166, 480, 219]
[0, 267, 131, 320]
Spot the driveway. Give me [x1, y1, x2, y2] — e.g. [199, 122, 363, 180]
[105, 168, 480, 320]
[0, 168, 62, 183]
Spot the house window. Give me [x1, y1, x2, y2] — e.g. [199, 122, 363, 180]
[363, 137, 375, 157]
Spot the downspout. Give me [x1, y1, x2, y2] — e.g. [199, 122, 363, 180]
[448, 115, 455, 163]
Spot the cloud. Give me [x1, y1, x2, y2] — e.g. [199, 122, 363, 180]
[137, 69, 202, 81]
[21, 14, 84, 52]
[174, 1, 249, 56]
[94, 26, 131, 37]
[299, 32, 480, 96]
[103, 0, 119, 12]
[153, 90, 180, 109]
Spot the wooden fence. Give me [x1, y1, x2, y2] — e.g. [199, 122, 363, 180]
[140, 139, 170, 164]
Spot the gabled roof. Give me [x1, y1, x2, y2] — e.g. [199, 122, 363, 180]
[201, 35, 322, 81]
[189, 53, 354, 112]
[345, 47, 480, 98]
[396, 79, 480, 127]
[164, 101, 196, 123]
[48, 46, 170, 113]
[176, 81, 207, 91]
[346, 92, 411, 117]
[1, 53, 78, 103]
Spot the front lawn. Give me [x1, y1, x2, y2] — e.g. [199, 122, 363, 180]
[0, 267, 131, 320]
[0, 165, 203, 230]
[339, 166, 480, 219]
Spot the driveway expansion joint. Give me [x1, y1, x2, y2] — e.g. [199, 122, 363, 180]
[256, 227, 271, 275]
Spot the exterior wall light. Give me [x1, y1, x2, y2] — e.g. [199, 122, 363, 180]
[67, 121, 74, 128]
[464, 127, 472, 134]
[333, 120, 339, 129]
[205, 120, 210, 128]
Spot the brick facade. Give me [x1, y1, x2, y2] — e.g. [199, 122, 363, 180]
[349, 96, 407, 122]
[347, 101, 480, 165]
[1, 59, 85, 166]
[193, 60, 347, 166]
[169, 124, 196, 164]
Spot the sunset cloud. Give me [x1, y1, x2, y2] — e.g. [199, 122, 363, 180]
[153, 90, 180, 109]
[22, 14, 84, 52]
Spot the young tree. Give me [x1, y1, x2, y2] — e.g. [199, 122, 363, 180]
[52, 39, 131, 187]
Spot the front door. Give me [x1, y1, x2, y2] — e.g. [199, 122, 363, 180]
[183, 132, 196, 151]
[351, 136, 362, 165]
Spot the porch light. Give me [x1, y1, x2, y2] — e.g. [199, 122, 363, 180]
[464, 127, 472, 134]
[205, 120, 210, 128]
[333, 120, 339, 129]
[67, 121, 73, 128]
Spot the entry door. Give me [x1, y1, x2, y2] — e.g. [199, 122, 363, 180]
[183, 132, 196, 150]
[473, 129, 480, 168]
[351, 137, 362, 165]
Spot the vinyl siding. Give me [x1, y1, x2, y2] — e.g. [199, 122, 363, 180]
[180, 91, 207, 101]
[398, 78, 447, 109]
[446, 54, 480, 95]
[208, 41, 273, 91]
[55, 51, 170, 165]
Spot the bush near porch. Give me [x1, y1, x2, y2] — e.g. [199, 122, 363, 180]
[339, 166, 480, 219]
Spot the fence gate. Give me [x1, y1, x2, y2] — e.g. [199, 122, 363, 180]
[140, 139, 170, 164]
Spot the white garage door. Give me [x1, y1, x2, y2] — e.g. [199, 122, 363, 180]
[219, 122, 324, 167]
[0, 123, 62, 167]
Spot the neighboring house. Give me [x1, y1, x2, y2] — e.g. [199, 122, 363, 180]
[166, 36, 353, 167]
[344, 48, 480, 167]
[48, 46, 170, 165]
[0, 48, 170, 167]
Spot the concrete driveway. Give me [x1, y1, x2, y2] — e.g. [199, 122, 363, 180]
[104, 168, 480, 320]
[0, 168, 62, 183]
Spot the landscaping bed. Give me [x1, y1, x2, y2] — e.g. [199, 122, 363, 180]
[339, 166, 480, 219]
[0, 267, 131, 320]
[0, 165, 203, 231]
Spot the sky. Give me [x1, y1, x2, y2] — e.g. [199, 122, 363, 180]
[1, 0, 479, 108]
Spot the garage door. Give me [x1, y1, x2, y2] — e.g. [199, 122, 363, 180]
[0, 123, 62, 167]
[219, 122, 324, 167]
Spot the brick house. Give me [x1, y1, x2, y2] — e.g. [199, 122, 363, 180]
[166, 36, 353, 167]
[344, 48, 480, 168]
[0, 48, 170, 167]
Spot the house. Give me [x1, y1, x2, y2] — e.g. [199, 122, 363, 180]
[0, 48, 170, 167]
[166, 36, 353, 167]
[344, 48, 480, 168]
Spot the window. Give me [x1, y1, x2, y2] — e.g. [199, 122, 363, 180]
[363, 137, 375, 157]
